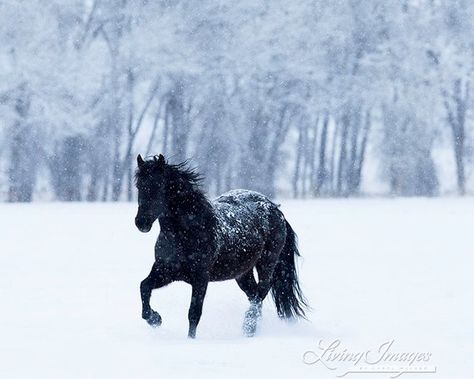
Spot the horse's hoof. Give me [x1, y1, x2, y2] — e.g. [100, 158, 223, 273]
[243, 315, 257, 337]
[243, 302, 262, 336]
[243, 310, 259, 337]
[145, 311, 162, 327]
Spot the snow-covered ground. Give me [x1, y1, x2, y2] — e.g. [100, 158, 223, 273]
[1, 199, 473, 379]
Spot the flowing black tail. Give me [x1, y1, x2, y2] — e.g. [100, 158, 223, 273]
[271, 220, 309, 319]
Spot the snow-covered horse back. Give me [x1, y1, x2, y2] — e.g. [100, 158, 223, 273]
[135, 154, 308, 338]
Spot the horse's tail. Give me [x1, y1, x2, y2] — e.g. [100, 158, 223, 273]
[271, 219, 309, 320]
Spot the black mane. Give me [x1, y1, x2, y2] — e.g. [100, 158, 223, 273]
[135, 155, 204, 180]
[167, 160, 204, 189]
[135, 156, 203, 187]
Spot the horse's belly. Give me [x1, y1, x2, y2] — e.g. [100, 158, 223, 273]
[209, 246, 262, 281]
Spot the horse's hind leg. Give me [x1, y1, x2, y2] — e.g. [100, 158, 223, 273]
[255, 261, 278, 301]
[239, 258, 280, 336]
[236, 270, 258, 301]
[140, 262, 173, 327]
[243, 229, 286, 336]
[235, 270, 261, 335]
[255, 218, 287, 305]
[236, 270, 262, 336]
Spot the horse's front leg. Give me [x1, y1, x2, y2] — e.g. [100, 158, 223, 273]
[187, 276, 209, 338]
[140, 263, 172, 327]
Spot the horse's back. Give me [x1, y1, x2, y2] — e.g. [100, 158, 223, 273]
[214, 189, 273, 206]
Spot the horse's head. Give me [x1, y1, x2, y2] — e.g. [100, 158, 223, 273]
[134, 154, 167, 233]
[135, 153, 204, 232]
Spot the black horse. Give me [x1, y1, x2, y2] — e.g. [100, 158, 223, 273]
[135, 154, 308, 338]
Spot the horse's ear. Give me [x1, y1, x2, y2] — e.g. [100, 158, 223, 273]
[137, 154, 144, 168]
[157, 154, 165, 166]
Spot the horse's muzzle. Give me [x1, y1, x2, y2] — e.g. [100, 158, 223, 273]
[135, 216, 153, 233]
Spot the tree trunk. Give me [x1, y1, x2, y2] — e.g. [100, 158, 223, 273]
[315, 115, 329, 196]
[444, 79, 469, 195]
[293, 123, 305, 198]
[8, 86, 37, 202]
[337, 115, 349, 196]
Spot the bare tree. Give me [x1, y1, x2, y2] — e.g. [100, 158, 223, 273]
[444, 79, 470, 195]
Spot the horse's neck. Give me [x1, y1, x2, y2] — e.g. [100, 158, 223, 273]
[160, 190, 214, 230]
